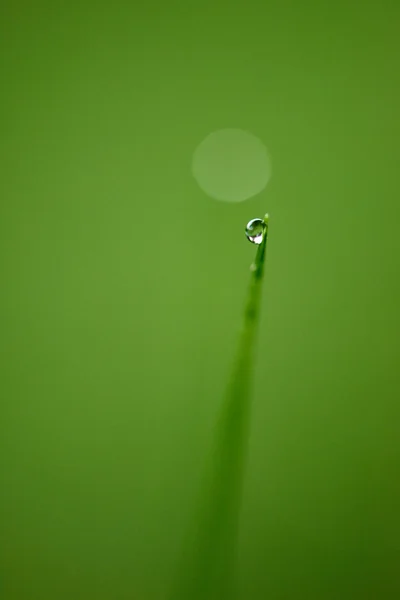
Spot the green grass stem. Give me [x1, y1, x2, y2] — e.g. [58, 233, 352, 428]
[169, 214, 269, 600]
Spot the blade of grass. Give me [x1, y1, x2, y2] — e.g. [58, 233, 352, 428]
[169, 214, 269, 600]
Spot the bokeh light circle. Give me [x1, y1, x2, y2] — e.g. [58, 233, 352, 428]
[192, 128, 271, 203]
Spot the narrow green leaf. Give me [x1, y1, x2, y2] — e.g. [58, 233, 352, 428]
[169, 214, 269, 600]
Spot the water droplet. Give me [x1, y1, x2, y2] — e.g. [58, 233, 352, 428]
[245, 218, 266, 245]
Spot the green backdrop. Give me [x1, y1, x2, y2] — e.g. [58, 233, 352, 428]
[1, 1, 399, 598]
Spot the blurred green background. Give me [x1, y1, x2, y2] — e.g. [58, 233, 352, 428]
[1, 1, 399, 598]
